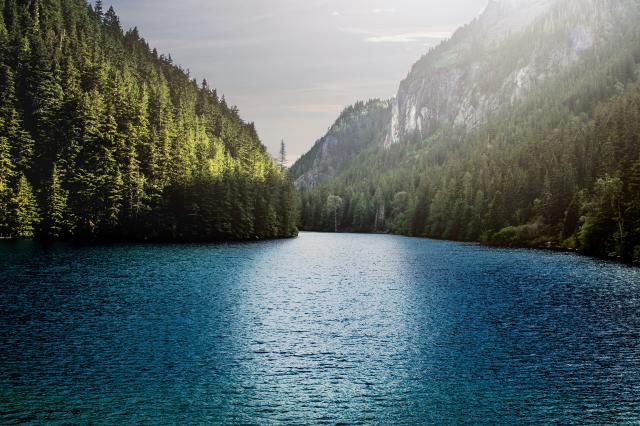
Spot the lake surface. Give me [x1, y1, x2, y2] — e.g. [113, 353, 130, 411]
[1, 232, 639, 424]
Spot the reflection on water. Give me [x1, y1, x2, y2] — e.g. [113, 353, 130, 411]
[1, 233, 639, 424]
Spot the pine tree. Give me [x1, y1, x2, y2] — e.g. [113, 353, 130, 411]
[0, 0, 297, 241]
[10, 174, 40, 238]
[94, 0, 103, 19]
[279, 140, 287, 169]
[123, 145, 145, 224]
[104, 6, 121, 38]
[0, 5, 8, 54]
[43, 163, 68, 238]
[326, 195, 343, 232]
[0, 64, 34, 170]
[105, 167, 123, 229]
[0, 132, 13, 236]
[28, 38, 64, 176]
[579, 176, 625, 257]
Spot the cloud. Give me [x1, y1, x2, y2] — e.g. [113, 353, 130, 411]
[339, 27, 453, 43]
[364, 30, 453, 43]
[331, 10, 341, 16]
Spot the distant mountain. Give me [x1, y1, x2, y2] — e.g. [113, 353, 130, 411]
[0, 0, 297, 241]
[290, 99, 391, 188]
[293, 0, 640, 261]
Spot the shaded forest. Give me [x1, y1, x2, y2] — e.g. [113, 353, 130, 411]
[0, 0, 298, 241]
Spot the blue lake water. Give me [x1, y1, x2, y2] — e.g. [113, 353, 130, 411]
[1, 232, 639, 424]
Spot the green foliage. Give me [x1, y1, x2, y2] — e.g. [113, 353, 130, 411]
[579, 176, 625, 257]
[325, 195, 343, 232]
[390, 192, 411, 234]
[490, 218, 549, 248]
[295, 1, 640, 261]
[42, 164, 69, 238]
[0, 0, 297, 241]
[0, 133, 12, 235]
[10, 174, 40, 238]
[290, 99, 391, 186]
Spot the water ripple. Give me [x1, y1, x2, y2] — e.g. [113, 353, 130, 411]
[0, 233, 639, 424]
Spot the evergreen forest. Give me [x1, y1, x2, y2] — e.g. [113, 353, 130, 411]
[0, 0, 298, 241]
[295, 1, 640, 262]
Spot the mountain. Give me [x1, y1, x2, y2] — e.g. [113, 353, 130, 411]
[0, 0, 297, 241]
[290, 99, 391, 188]
[293, 0, 640, 261]
[387, 0, 583, 147]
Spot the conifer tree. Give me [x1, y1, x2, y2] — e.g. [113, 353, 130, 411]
[0, 7, 8, 54]
[326, 195, 343, 232]
[0, 0, 297, 241]
[43, 163, 68, 238]
[10, 174, 40, 238]
[0, 65, 34, 173]
[279, 140, 286, 169]
[0, 132, 13, 236]
[94, 0, 103, 19]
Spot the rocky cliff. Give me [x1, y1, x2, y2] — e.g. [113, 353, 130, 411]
[292, 0, 640, 260]
[291, 99, 391, 187]
[293, 0, 630, 186]
[385, 0, 608, 147]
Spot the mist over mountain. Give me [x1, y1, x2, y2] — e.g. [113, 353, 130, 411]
[293, 0, 640, 261]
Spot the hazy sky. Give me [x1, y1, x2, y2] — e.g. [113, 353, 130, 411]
[106, 0, 488, 161]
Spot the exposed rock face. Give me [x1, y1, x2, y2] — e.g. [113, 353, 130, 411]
[384, 0, 605, 148]
[291, 100, 391, 188]
[293, 0, 623, 187]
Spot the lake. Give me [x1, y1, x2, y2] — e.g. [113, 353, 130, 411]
[1, 232, 639, 424]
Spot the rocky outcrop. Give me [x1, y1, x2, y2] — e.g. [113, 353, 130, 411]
[384, 0, 607, 147]
[291, 100, 391, 187]
[293, 0, 627, 187]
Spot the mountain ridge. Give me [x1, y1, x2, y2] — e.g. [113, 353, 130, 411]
[291, 99, 391, 188]
[385, 0, 600, 147]
[293, 0, 640, 262]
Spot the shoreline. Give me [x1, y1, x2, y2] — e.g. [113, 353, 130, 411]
[3, 230, 637, 266]
[0, 233, 299, 245]
[298, 230, 640, 266]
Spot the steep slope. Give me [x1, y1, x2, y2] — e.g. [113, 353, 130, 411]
[294, 0, 640, 261]
[387, 0, 607, 146]
[290, 99, 391, 188]
[0, 0, 297, 241]
[294, 0, 593, 184]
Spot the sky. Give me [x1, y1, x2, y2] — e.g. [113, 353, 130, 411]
[106, 0, 488, 162]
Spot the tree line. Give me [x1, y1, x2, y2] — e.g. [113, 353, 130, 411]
[0, 0, 298, 241]
[297, 3, 640, 262]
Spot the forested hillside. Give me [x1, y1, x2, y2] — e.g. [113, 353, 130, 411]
[291, 99, 391, 188]
[294, 0, 640, 262]
[0, 0, 297, 241]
